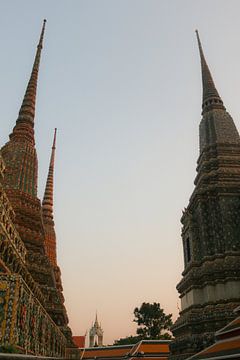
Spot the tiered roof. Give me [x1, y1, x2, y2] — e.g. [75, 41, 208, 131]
[80, 340, 170, 360]
[189, 309, 240, 360]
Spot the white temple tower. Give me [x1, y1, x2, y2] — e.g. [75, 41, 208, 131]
[89, 314, 104, 347]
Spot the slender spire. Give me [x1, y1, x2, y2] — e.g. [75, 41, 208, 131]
[42, 128, 57, 221]
[94, 312, 99, 327]
[10, 19, 47, 144]
[195, 30, 225, 114]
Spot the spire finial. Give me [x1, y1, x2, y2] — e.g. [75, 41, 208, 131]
[10, 20, 47, 143]
[94, 312, 99, 327]
[53, 128, 57, 149]
[195, 30, 225, 114]
[195, 30, 203, 55]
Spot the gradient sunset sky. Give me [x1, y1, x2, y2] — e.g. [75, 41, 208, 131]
[1, 0, 240, 345]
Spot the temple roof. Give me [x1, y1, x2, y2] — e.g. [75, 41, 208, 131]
[188, 313, 240, 360]
[216, 315, 240, 339]
[80, 340, 170, 360]
[73, 336, 86, 348]
[188, 336, 240, 360]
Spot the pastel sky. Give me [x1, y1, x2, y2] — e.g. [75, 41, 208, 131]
[1, 0, 240, 345]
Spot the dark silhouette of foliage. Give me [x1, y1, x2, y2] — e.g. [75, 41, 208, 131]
[113, 302, 173, 345]
[114, 335, 141, 345]
[134, 302, 173, 340]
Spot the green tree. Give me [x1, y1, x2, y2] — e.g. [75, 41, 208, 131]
[114, 335, 141, 345]
[113, 302, 173, 345]
[134, 302, 172, 340]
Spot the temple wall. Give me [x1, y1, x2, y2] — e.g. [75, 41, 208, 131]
[0, 274, 66, 357]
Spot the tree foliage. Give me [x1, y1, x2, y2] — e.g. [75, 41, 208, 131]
[113, 302, 173, 345]
[114, 335, 141, 345]
[134, 302, 172, 340]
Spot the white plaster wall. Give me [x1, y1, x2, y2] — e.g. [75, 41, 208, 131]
[181, 280, 240, 310]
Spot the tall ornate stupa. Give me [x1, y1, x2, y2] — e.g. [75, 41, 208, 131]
[170, 32, 240, 359]
[0, 21, 77, 358]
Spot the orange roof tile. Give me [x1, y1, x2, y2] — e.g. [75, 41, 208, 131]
[139, 343, 170, 354]
[73, 336, 86, 348]
[217, 316, 240, 337]
[189, 336, 240, 359]
[80, 340, 170, 360]
[81, 345, 132, 359]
